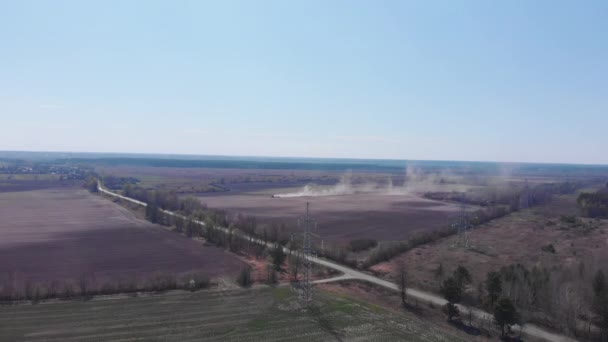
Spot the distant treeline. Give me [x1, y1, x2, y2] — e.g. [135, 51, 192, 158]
[51, 155, 608, 175]
[61, 157, 406, 172]
[426, 180, 591, 210]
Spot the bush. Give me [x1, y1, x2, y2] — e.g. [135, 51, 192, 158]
[443, 302, 460, 321]
[364, 241, 411, 267]
[363, 226, 454, 267]
[181, 273, 210, 291]
[236, 266, 253, 287]
[349, 239, 378, 252]
[560, 215, 578, 224]
[270, 245, 286, 271]
[541, 244, 556, 254]
[147, 274, 177, 292]
[99, 283, 117, 295]
[83, 176, 98, 193]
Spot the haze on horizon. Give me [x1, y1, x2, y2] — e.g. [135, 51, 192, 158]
[1, 1, 607, 165]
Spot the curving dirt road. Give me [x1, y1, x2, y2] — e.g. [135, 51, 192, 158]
[98, 182, 577, 342]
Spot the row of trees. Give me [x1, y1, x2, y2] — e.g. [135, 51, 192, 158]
[438, 265, 519, 338]
[425, 180, 588, 212]
[431, 259, 608, 340]
[593, 271, 608, 341]
[363, 204, 513, 268]
[0, 271, 211, 302]
[397, 263, 521, 338]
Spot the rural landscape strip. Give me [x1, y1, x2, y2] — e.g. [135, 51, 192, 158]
[97, 182, 577, 342]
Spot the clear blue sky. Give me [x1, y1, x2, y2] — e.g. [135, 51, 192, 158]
[1, 0, 606, 164]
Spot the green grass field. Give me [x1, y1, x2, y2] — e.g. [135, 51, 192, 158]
[0, 287, 465, 342]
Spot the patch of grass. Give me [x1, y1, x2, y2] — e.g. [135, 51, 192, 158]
[323, 288, 387, 314]
[326, 297, 357, 314]
[0, 286, 467, 342]
[272, 286, 291, 300]
[247, 317, 270, 330]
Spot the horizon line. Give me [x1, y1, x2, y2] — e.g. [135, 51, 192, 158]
[1, 149, 608, 168]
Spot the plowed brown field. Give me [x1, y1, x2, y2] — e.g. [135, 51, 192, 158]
[0, 189, 244, 287]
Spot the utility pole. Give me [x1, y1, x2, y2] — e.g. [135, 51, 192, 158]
[298, 202, 316, 304]
[453, 204, 472, 248]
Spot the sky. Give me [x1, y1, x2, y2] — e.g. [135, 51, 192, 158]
[1, 0, 607, 164]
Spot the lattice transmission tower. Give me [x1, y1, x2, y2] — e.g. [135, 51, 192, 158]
[452, 204, 472, 248]
[298, 202, 317, 304]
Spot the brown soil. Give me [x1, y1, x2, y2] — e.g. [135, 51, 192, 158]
[197, 192, 464, 244]
[0, 189, 245, 288]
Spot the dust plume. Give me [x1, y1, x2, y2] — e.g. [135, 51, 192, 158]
[273, 166, 462, 198]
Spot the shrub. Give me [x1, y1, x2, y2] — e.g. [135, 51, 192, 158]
[270, 245, 286, 271]
[319, 244, 356, 267]
[181, 272, 210, 291]
[117, 278, 138, 293]
[560, 215, 578, 224]
[348, 239, 378, 252]
[364, 241, 411, 267]
[147, 274, 177, 292]
[99, 283, 117, 295]
[236, 266, 253, 287]
[541, 244, 556, 254]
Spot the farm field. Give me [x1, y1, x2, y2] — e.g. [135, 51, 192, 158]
[0, 287, 468, 342]
[96, 165, 339, 193]
[0, 188, 245, 289]
[197, 190, 466, 244]
[95, 165, 488, 244]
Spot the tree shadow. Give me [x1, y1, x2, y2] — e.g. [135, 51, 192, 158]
[448, 320, 482, 336]
[403, 301, 426, 317]
[500, 335, 524, 342]
[308, 305, 344, 342]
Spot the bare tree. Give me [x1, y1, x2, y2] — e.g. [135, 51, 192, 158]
[433, 263, 444, 287]
[24, 279, 34, 300]
[398, 263, 407, 306]
[47, 280, 60, 298]
[79, 273, 88, 298]
[289, 252, 302, 282]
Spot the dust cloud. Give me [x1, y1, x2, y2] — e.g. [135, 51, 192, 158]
[272, 166, 463, 198]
